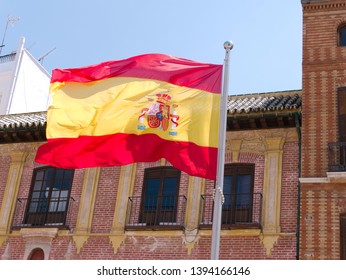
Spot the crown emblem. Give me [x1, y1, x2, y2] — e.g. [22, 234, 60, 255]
[156, 93, 171, 104]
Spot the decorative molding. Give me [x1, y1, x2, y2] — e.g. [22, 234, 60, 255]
[198, 228, 261, 237]
[300, 172, 346, 183]
[0, 142, 40, 154]
[260, 234, 279, 256]
[183, 230, 199, 256]
[109, 234, 125, 253]
[185, 177, 204, 229]
[1, 242, 10, 260]
[110, 164, 136, 252]
[0, 152, 27, 235]
[303, 1, 346, 11]
[160, 158, 167, 166]
[184, 176, 203, 255]
[20, 228, 58, 260]
[299, 177, 329, 183]
[73, 167, 100, 251]
[326, 172, 346, 183]
[72, 235, 88, 254]
[0, 236, 7, 251]
[262, 138, 285, 234]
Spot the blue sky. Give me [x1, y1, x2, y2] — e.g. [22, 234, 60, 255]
[1, 0, 302, 95]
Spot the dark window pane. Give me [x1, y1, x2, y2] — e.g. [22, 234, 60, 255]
[341, 27, 346, 46]
[53, 169, 64, 189]
[162, 178, 177, 196]
[62, 170, 74, 189]
[33, 181, 43, 191]
[161, 178, 177, 210]
[223, 175, 233, 208]
[36, 170, 44, 180]
[44, 168, 53, 181]
[236, 174, 251, 206]
[144, 178, 160, 210]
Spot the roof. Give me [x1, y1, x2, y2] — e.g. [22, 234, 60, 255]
[228, 90, 301, 115]
[0, 90, 302, 143]
[0, 111, 46, 143]
[0, 111, 46, 129]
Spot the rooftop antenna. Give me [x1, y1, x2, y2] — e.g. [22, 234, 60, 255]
[38, 47, 56, 64]
[0, 16, 20, 56]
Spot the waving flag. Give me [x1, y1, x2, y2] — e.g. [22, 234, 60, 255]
[35, 54, 222, 180]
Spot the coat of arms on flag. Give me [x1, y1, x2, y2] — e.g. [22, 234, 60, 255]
[138, 91, 179, 136]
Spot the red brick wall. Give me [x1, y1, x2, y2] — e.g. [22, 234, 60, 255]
[300, 183, 346, 259]
[301, 1, 346, 177]
[281, 142, 299, 232]
[91, 167, 120, 233]
[0, 137, 298, 260]
[300, 0, 346, 260]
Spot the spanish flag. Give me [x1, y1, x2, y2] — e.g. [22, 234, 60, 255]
[35, 54, 222, 180]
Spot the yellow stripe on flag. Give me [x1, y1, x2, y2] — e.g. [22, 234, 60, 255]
[48, 77, 220, 148]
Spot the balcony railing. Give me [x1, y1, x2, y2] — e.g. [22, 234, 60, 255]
[328, 142, 346, 172]
[125, 195, 187, 230]
[11, 197, 75, 229]
[199, 193, 262, 229]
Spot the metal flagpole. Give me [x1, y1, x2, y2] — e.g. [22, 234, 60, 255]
[210, 41, 233, 260]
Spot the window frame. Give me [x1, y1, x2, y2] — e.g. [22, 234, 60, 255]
[338, 24, 346, 47]
[221, 163, 255, 226]
[139, 166, 181, 227]
[24, 166, 74, 227]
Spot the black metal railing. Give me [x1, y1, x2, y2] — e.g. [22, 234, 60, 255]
[125, 195, 187, 230]
[12, 197, 75, 229]
[328, 142, 346, 172]
[199, 193, 262, 228]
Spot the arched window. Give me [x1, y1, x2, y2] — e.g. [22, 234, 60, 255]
[338, 24, 346, 46]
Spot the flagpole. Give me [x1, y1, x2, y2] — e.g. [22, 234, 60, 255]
[210, 41, 233, 260]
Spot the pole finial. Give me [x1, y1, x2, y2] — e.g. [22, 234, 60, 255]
[223, 41, 234, 50]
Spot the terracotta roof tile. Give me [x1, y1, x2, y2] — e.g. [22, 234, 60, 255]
[228, 90, 301, 115]
[0, 111, 46, 129]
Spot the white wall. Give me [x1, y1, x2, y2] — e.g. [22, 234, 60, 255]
[9, 50, 51, 114]
[0, 54, 16, 114]
[0, 37, 51, 115]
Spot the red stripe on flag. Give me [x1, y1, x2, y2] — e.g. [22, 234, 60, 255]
[50, 54, 222, 93]
[35, 133, 217, 180]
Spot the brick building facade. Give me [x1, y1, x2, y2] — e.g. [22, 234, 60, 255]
[299, 0, 346, 260]
[0, 91, 301, 260]
[6, 0, 346, 260]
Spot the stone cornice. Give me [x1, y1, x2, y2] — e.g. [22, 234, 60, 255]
[302, 1, 346, 11]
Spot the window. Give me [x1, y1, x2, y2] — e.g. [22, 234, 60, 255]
[338, 88, 346, 142]
[199, 163, 261, 228]
[338, 24, 346, 46]
[140, 167, 181, 226]
[24, 167, 74, 226]
[222, 164, 255, 224]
